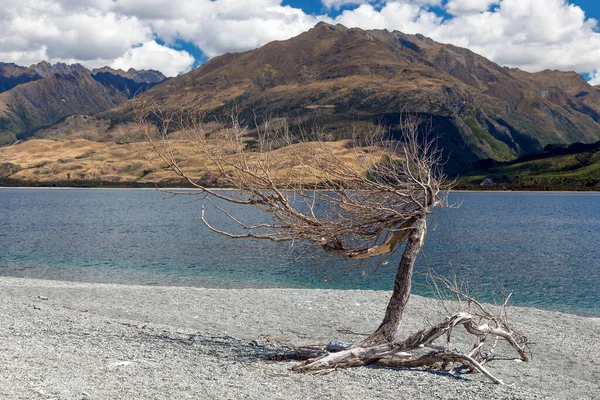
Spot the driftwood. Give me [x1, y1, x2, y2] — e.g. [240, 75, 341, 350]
[290, 311, 529, 384]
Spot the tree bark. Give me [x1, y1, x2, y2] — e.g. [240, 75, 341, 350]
[359, 215, 427, 347]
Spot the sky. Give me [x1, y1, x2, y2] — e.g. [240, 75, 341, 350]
[2, 0, 600, 84]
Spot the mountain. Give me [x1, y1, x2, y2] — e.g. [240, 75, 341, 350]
[3, 23, 600, 185]
[0, 62, 166, 144]
[121, 22, 600, 175]
[0, 61, 95, 94]
[0, 63, 43, 93]
[91, 66, 167, 99]
[91, 66, 165, 84]
[29, 60, 89, 77]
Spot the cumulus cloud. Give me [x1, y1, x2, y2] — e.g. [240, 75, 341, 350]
[445, 0, 499, 15]
[1, 0, 600, 83]
[588, 70, 600, 86]
[144, 0, 325, 57]
[0, 0, 329, 74]
[431, 0, 600, 74]
[322, 0, 443, 10]
[335, 2, 442, 32]
[321, 0, 369, 10]
[110, 41, 194, 77]
[0, 0, 191, 76]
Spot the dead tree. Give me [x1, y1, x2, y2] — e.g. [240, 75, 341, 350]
[137, 100, 529, 383]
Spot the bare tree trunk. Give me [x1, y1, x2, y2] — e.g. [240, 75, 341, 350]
[359, 216, 427, 347]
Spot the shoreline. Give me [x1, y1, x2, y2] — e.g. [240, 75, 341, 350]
[2, 185, 600, 194]
[1, 271, 597, 319]
[1, 276, 598, 399]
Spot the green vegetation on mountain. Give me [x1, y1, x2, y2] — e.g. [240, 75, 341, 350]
[459, 142, 600, 190]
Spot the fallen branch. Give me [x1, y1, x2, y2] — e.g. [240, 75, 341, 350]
[289, 312, 528, 384]
[375, 351, 505, 385]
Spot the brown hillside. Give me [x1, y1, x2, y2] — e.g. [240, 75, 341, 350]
[108, 22, 600, 174]
[0, 137, 370, 185]
[0, 71, 125, 144]
[0, 62, 166, 145]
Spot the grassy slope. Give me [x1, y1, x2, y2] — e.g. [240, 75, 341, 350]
[459, 145, 600, 190]
[0, 139, 166, 185]
[0, 137, 372, 187]
[3, 135, 600, 190]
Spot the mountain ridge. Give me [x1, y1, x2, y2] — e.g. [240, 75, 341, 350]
[117, 22, 600, 174]
[0, 62, 166, 144]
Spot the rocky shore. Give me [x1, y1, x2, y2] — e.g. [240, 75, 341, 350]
[1, 277, 598, 399]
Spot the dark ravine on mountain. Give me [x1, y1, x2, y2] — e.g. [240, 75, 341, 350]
[2, 22, 600, 186]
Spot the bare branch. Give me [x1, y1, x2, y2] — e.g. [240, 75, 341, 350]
[136, 100, 451, 265]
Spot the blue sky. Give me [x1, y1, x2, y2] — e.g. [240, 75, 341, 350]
[279, 0, 600, 23]
[570, 0, 600, 20]
[2, 1, 600, 82]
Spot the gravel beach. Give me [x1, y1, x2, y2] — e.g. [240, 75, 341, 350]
[1, 277, 598, 400]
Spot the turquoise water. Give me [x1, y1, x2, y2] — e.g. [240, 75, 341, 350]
[1, 188, 599, 316]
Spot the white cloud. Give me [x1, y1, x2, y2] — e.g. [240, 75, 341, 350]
[410, 0, 444, 5]
[328, 0, 600, 85]
[147, 1, 325, 58]
[588, 70, 600, 86]
[44, 12, 151, 60]
[322, 0, 443, 10]
[335, 2, 442, 32]
[0, 0, 193, 76]
[1, 0, 600, 84]
[321, 0, 369, 10]
[110, 41, 194, 77]
[446, 0, 499, 15]
[428, 0, 600, 74]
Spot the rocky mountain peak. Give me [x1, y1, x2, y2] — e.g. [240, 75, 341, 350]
[92, 66, 166, 84]
[29, 61, 89, 78]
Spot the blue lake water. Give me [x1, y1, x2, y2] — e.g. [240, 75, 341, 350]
[0, 188, 599, 317]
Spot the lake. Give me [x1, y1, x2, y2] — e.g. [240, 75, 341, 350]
[1, 188, 598, 317]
